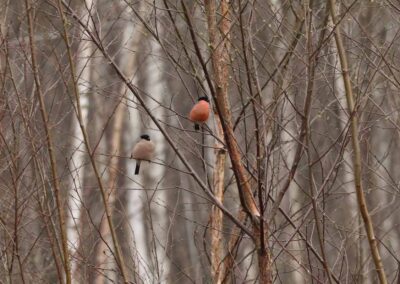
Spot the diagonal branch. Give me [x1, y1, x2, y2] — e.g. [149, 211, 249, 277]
[60, 0, 255, 240]
[328, 1, 387, 283]
[183, 0, 260, 222]
[53, 0, 129, 282]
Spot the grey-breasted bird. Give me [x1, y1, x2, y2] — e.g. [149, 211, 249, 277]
[131, 134, 155, 175]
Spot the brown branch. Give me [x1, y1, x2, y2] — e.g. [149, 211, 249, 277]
[24, 1, 71, 282]
[201, 0, 260, 223]
[304, 2, 333, 283]
[236, 1, 271, 282]
[208, 1, 229, 282]
[233, 16, 305, 131]
[60, 0, 255, 241]
[204, 0, 271, 282]
[53, 0, 129, 282]
[3, 36, 65, 282]
[210, 141, 226, 283]
[269, 2, 330, 221]
[328, 0, 388, 283]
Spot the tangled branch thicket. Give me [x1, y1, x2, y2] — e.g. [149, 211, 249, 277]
[0, 1, 399, 283]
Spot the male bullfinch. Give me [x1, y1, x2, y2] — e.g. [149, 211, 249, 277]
[131, 134, 155, 175]
[189, 96, 210, 130]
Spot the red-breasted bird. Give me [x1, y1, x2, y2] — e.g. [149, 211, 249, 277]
[189, 96, 210, 130]
[131, 134, 155, 175]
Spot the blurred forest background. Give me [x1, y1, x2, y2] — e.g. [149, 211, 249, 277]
[1, 0, 400, 283]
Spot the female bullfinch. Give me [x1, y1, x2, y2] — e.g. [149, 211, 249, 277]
[131, 134, 155, 175]
[189, 96, 210, 130]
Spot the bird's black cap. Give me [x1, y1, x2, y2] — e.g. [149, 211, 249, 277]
[198, 96, 209, 102]
[140, 134, 150, 141]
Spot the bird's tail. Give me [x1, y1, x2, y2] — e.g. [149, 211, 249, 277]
[135, 160, 141, 175]
[194, 123, 200, 130]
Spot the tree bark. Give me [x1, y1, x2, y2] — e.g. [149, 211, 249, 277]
[204, 0, 271, 282]
[210, 115, 226, 284]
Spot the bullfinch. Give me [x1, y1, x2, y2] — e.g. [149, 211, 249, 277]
[131, 134, 155, 175]
[189, 96, 210, 130]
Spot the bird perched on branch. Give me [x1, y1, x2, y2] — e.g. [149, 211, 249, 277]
[189, 96, 210, 130]
[131, 134, 155, 175]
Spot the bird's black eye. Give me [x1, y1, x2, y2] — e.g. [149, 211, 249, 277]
[198, 96, 209, 102]
[140, 134, 150, 140]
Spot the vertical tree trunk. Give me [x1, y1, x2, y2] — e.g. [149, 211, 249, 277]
[328, 1, 387, 283]
[210, 115, 226, 283]
[203, 0, 271, 283]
